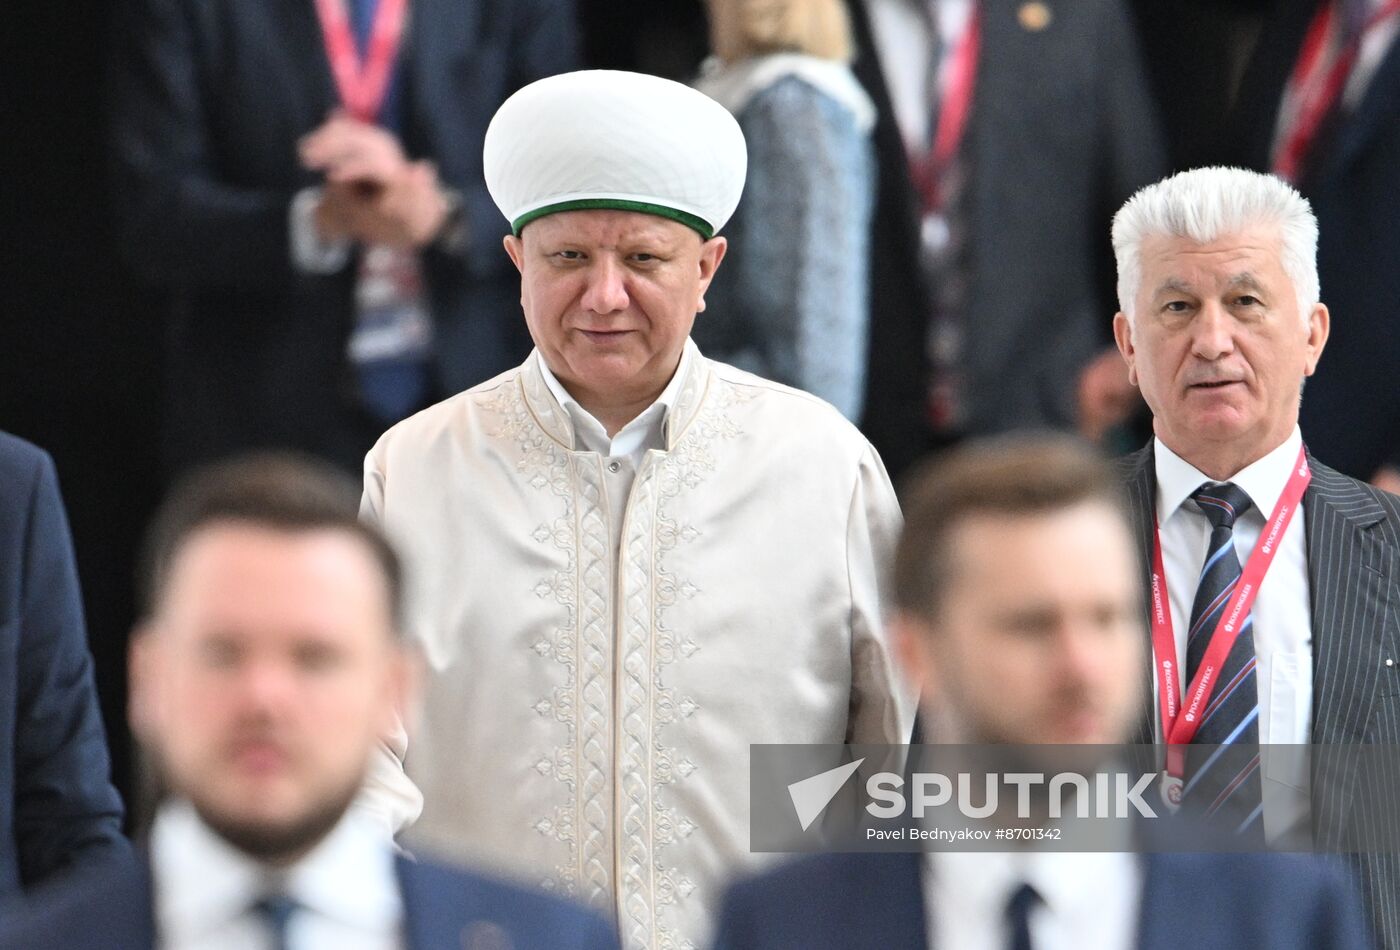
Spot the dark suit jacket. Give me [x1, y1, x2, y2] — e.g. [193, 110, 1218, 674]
[1120, 442, 1400, 949]
[1227, 0, 1400, 479]
[712, 848, 1373, 949]
[0, 434, 126, 898]
[845, 0, 1166, 477]
[109, 0, 577, 473]
[0, 848, 618, 950]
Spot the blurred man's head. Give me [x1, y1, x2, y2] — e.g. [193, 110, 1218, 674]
[1111, 167, 1329, 478]
[132, 455, 409, 864]
[893, 437, 1144, 745]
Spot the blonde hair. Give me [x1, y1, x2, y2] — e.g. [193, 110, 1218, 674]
[728, 0, 854, 61]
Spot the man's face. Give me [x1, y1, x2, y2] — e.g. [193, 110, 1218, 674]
[899, 502, 1145, 745]
[131, 524, 407, 860]
[1113, 228, 1329, 464]
[504, 209, 726, 410]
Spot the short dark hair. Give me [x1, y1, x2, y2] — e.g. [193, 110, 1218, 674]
[894, 435, 1130, 621]
[141, 453, 403, 630]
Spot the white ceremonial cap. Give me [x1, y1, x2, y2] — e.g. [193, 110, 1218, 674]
[484, 69, 747, 239]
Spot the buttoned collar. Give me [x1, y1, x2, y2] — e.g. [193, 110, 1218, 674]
[1154, 427, 1304, 526]
[151, 800, 402, 944]
[521, 337, 710, 453]
[536, 342, 692, 457]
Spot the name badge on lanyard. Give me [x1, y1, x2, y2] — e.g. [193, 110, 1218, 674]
[1148, 445, 1311, 794]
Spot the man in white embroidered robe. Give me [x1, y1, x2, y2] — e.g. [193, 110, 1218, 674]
[359, 71, 912, 949]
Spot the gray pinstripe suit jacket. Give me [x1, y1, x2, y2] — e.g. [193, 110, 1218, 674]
[1121, 442, 1400, 950]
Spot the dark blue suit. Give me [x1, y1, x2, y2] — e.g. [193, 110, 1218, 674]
[0, 849, 618, 950]
[109, 0, 577, 473]
[713, 849, 1374, 949]
[0, 433, 126, 897]
[1229, 0, 1400, 480]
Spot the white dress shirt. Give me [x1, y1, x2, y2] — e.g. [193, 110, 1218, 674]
[1152, 428, 1313, 839]
[537, 346, 690, 550]
[152, 801, 404, 950]
[866, 0, 975, 153]
[924, 851, 1142, 950]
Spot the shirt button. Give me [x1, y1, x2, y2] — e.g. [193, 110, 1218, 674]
[608, 461, 621, 473]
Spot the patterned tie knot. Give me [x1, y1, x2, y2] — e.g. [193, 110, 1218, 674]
[1191, 482, 1254, 530]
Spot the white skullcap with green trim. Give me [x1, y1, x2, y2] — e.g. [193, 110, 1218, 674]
[483, 69, 747, 240]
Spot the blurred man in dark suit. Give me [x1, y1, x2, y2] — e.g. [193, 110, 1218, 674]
[0, 431, 126, 898]
[109, 0, 576, 474]
[712, 436, 1372, 950]
[0, 455, 616, 949]
[844, 0, 1166, 476]
[1229, 0, 1400, 486]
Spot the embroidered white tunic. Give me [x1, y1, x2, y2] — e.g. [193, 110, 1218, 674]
[361, 341, 911, 949]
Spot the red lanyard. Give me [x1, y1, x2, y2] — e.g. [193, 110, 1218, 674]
[312, 0, 409, 123]
[1151, 445, 1311, 780]
[911, 6, 982, 212]
[1275, 0, 1400, 181]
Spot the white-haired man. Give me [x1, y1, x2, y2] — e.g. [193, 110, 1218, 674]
[359, 70, 911, 949]
[1111, 166, 1400, 948]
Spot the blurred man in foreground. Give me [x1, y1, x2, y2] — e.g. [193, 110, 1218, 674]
[0, 456, 614, 950]
[713, 437, 1371, 950]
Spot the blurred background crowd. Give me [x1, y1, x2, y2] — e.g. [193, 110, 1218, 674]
[3, 0, 1398, 841]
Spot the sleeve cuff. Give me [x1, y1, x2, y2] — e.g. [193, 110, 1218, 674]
[290, 186, 352, 274]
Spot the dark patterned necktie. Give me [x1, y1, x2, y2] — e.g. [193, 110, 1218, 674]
[253, 893, 300, 950]
[1182, 482, 1264, 839]
[1005, 882, 1040, 950]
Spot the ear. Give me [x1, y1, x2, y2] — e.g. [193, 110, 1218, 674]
[127, 622, 162, 740]
[695, 236, 727, 312]
[503, 233, 525, 274]
[379, 642, 421, 739]
[891, 612, 936, 704]
[1111, 311, 1139, 387]
[1303, 302, 1330, 377]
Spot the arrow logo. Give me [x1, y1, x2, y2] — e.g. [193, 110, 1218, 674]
[787, 758, 865, 831]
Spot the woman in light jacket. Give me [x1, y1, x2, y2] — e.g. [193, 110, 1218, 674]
[695, 0, 876, 422]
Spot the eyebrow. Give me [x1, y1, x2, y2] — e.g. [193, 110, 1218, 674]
[1225, 272, 1266, 294]
[1152, 277, 1195, 297]
[1152, 272, 1267, 297]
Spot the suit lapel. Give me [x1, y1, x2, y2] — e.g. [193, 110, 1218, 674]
[401, 0, 479, 162]
[1120, 444, 1158, 747]
[1303, 456, 1391, 843]
[279, 0, 340, 127]
[396, 857, 470, 950]
[870, 852, 930, 948]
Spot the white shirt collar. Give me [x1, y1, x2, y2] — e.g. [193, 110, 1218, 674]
[928, 850, 1138, 921]
[537, 342, 692, 456]
[1154, 427, 1304, 525]
[152, 800, 402, 943]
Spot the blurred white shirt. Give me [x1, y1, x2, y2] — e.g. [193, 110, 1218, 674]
[152, 800, 403, 950]
[1152, 428, 1313, 841]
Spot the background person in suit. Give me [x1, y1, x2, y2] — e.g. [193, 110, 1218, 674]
[1111, 166, 1400, 947]
[693, 0, 877, 421]
[109, 0, 577, 475]
[0, 455, 616, 950]
[1226, 0, 1400, 486]
[0, 431, 126, 898]
[712, 435, 1372, 950]
[843, 0, 1167, 477]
